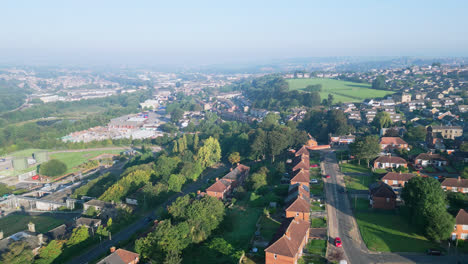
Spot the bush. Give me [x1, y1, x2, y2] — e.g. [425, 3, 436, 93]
[39, 159, 67, 177]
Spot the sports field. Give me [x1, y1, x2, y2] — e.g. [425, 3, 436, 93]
[287, 78, 393, 103]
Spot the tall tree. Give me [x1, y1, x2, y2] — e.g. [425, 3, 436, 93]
[372, 111, 393, 129]
[197, 137, 221, 168]
[402, 177, 454, 241]
[372, 75, 388, 90]
[328, 94, 334, 106]
[1, 241, 34, 264]
[228, 152, 241, 165]
[350, 135, 381, 167]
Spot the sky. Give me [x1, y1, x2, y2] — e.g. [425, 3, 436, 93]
[1, 0, 468, 66]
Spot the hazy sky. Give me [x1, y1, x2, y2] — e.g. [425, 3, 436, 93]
[1, 0, 467, 65]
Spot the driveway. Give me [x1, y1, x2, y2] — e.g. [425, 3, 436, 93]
[321, 149, 467, 264]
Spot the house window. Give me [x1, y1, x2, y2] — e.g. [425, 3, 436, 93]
[274, 254, 277, 259]
[296, 212, 300, 216]
[463, 188, 468, 193]
[386, 198, 390, 203]
[384, 180, 388, 184]
[393, 180, 398, 185]
[463, 225, 468, 230]
[462, 233, 468, 239]
[452, 187, 458, 192]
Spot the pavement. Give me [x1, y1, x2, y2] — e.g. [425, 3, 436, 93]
[67, 163, 228, 264]
[321, 149, 468, 264]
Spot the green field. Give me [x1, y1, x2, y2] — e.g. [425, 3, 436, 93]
[8, 148, 49, 158]
[355, 211, 440, 252]
[50, 149, 122, 174]
[0, 214, 65, 236]
[287, 78, 393, 103]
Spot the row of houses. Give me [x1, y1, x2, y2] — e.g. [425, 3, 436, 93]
[265, 146, 312, 264]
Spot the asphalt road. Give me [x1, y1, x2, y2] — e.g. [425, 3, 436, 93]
[321, 149, 467, 264]
[67, 163, 227, 264]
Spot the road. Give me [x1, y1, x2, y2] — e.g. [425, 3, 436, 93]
[321, 149, 467, 264]
[67, 163, 227, 264]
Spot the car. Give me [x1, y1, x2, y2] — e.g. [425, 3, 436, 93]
[426, 249, 442, 256]
[324, 175, 331, 179]
[335, 237, 342, 247]
[310, 179, 318, 184]
[310, 164, 319, 168]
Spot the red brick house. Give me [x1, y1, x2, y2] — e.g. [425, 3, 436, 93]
[285, 196, 310, 221]
[452, 209, 468, 240]
[441, 177, 468, 193]
[380, 137, 408, 151]
[206, 164, 250, 200]
[381, 172, 416, 187]
[290, 169, 310, 188]
[295, 145, 309, 158]
[291, 155, 310, 172]
[369, 182, 397, 209]
[373, 156, 407, 169]
[414, 152, 448, 168]
[97, 248, 139, 264]
[264, 218, 310, 264]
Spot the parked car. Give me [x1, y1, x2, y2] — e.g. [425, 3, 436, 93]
[310, 164, 319, 168]
[324, 175, 331, 179]
[335, 237, 342, 247]
[426, 249, 442, 256]
[310, 179, 318, 184]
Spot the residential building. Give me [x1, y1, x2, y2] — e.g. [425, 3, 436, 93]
[264, 218, 310, 264]
[452, 209, 468, 240]
[290, 169, 310, 189]
[97, 248, 140, 264]
[329, 135, 355, 145]
[427, 125, 463, 140]
[380, 137, 408, 151]
[381, 172, 416, 187]
[374, 156, 407, 169]
[393, 92, 411, 103]
[291, 155, 309, 173]
[369, 182, 397, 209]
[414, 153, 448, 168]
[83, 199, 114, 212]
[285, 196, 310, 221]
[295, 146, 309, 158]
[206, 164, 250, 200]
[441, 177, 468, 193]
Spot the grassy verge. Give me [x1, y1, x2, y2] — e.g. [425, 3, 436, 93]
[340, 162, 371, 174]
[344, 174, 377, 191]
[354, 210, 440, 252]
[0, 214, 65, 236]
[311, 201, 325, 211]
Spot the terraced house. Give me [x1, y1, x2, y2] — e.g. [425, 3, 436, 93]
[452, 209, 468, 240]
[381, 172, 416, 187]
[205, 164, 250, 200]
[441, 177, 468, 193]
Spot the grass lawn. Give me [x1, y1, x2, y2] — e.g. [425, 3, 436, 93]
[49, 149, 122, 174]
[309, 153, 320, 165]
[306, 239, 327, 256]
[8, 148, 49, 158]
[340, 163, 371, 174]
[350, 197, 370, 211]
[310, 181, 324, 196]
[310, 217, 327, 228]
[299, 255, 327, 264]
[222, 206, 262, 249]
[287, 78, 393, 103]
[311, 201, 325, 211]
[344, 174, 377, 191]
[259, 216, 281, 242]
[0, 214, 65, 236]
[355, 211, 440, 252]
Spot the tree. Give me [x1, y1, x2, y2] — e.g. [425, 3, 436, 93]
[460, 142, 468, 152]
[170, 108, 184, 123]
[39, 159, 67, 177]
[197, 137, 221, 168]
[107, 217, 113, 227]
[1, 241, 34, 264]
[328, 94, 334, 106]
[406, 126, 426, 142]
[372, 112, 393, 129]
[228, 152, 241, 165]
[67, 226, 90, 246]
[35, 240, 63, 264]
[305, 84, 322, 92]
[251, 129, 268, 160]
[401, 177, 454, 241]
[350, 135, 381, 167]
[248, 171, 267, 191]
[372, 75, 387, 90]
[384, 128, 400, 137]
[193, 133, 199, 151]
[168, 174, 186, 192]
[172, 140, 179, 153]
[267, 130, 288, 162]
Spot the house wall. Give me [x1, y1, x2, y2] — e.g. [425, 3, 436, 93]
[285, 211, 310, 222]
[443, 186, 468, 193]
[452, 224, 468, 240]
[383, 179, 408, 187]
[374, 162, 407, 169]
[372, 197, 396, 209]
[206, 190, 225, 199]
[265, 252, 297, 264]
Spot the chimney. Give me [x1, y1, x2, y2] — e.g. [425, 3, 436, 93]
[215, 178, 219, 181]
[110, 247, 116, 253]
[28, 222, 35, 233]
[230, 168, 233, 171]
[458, 176, 461, 182]
[37, 234, 44, 244]
[197, 190, 201, 195]
[0, 231, 3, 240]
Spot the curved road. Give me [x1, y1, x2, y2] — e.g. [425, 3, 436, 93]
[321, 150, 467, 264]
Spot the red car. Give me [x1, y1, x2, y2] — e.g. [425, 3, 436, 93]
[310, 164, 319, 168]
[324, 175, 331, 179]
[335, 237, 342, 247]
